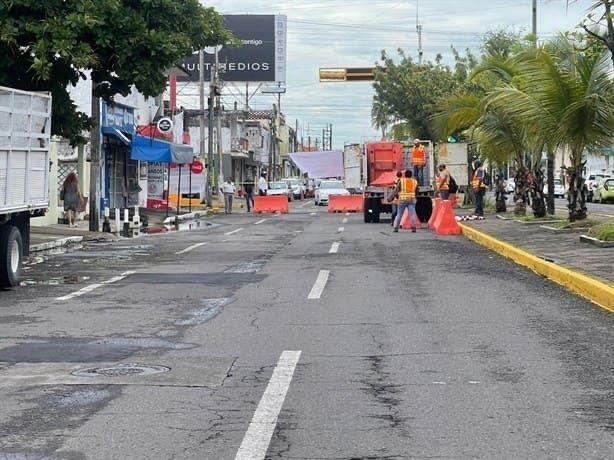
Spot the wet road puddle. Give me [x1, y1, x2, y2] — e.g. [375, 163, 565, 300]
[0, 337, 195, 363]
[225, 260, 267, 274]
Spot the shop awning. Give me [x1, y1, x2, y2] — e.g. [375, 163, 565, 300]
[131, 135, 194, 164]
[288, 150, 344, 178]
[101, 127, 131, 145]
[230, 151, 249, 159]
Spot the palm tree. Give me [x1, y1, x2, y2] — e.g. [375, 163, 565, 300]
[491, 38, 614, 221]
[371, 96, 391, 139]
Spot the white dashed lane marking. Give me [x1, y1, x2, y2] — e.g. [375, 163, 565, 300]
[225, 228, 244, 236]
[55, 271, 136, 301]
[337, 227, 344, 233]
[342, 218, 348, 224]
[235, 351, 302, 460]
[329, 242, 341, 254]
[254, 219, 267, 225]
[308, 270, 330, 300]
[175, 242, 208, 255]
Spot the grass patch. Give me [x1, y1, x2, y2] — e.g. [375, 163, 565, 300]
[515, 214, 562, 222]
[549, 219, 602, 230]
[588, 223, 614, 242]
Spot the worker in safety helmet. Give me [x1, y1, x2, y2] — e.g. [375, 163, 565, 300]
[411, 139, 426, 186]
[436, 164, 450, 200]
[389, 169, 419, 233]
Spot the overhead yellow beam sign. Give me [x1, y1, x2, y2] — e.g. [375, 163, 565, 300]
[319, 67, 376, 82]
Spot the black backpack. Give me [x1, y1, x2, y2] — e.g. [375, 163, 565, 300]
[483, 172, 492, 187]
[448, 175, 458, 194]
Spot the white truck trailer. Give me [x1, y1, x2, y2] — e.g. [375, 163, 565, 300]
[0, 86, 52, 287]
[343, 143, 363, 192]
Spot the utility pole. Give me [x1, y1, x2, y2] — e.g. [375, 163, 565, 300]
[322, 127, 326, 150]
[329, 123, 333, 150]
[417, 0, 423, 65]
[199, 49, 211, 207]
[88, 85, 100, 231]
[532, 0, 537, 42]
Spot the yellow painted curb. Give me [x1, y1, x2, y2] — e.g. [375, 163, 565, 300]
[459, 223, 614, 312]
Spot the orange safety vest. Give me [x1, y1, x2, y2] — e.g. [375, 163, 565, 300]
[398, 177, 418, 200]
[411, 145, 426, 167]
[437, 172, 449, 190]
[471, 168, 486, 190]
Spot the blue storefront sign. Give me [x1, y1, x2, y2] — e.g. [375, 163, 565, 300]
[101, 102, 135, 134]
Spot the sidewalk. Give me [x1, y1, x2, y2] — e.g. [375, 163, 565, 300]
[460, 215, 613, 285]
[30, 222, 117, 253]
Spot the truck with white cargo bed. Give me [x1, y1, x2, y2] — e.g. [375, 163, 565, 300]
[0, 86, 52, 287]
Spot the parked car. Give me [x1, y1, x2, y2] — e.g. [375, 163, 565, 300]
[284, 178, 306, 199]
[586, 171, 611, 202]
[504, 178, 515, 193]
[268, 181, 293, 202]
[592, 177, 614, 204]
[315, 180, 350, 206]
[543, 178, 566, 198]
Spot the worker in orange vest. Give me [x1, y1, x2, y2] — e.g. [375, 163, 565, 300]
[471, 161, 487, 216]
[390, 170, 403, 226]
[389, 169, 419, 233]
[436, 164, 450, 200]
[411, 139, 426, 186]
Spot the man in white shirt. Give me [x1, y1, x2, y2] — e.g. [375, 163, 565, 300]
[221, 177, 236, 214]
[258, 173, 268, 196]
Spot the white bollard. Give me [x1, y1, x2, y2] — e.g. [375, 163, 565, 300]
[115, 208, 120, 236]
[124, 208, 129, 223]
[104, 207, 110, 218]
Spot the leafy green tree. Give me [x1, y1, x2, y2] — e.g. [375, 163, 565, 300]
[372, 48, 475, 141]
[569, 0, 614, 66]
[0, 0, 231, 144]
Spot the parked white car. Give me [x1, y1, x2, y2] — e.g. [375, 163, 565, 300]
[267, 181, 293, 202]
[284, 178, 306, 199]
[504, 178, 515, 193]
[543, 178, 566, 198]
[315, 180, 350, 206]
[586, 171, 611, 202]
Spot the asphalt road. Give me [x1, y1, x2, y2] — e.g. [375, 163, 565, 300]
[1, 200, 613, 459]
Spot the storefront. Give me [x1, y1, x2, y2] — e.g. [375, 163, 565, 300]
[100, 102, 138, 210]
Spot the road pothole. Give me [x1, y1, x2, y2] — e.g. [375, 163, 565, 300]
[71, 363, 170, 378]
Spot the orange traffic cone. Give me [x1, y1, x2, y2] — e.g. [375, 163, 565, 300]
[434, 200, 461, 235]
[429, 198, 441, 230]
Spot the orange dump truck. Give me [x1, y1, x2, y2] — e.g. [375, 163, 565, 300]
[363, 140, 434, 223]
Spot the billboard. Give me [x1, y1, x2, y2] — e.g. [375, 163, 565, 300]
[179, 15, 287, 84]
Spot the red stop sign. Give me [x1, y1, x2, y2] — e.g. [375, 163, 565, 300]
[190, 160, 204, 174]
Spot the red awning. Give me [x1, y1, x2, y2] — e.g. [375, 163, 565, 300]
[371, 171, 398, 187]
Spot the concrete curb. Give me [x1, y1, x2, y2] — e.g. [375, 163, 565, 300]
[30, 236, 83, 253]
[459, 223, 614, 312]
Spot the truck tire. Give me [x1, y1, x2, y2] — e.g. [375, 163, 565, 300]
[372, 212, 380, 223]
[0, 225, 23, 288]
[364, 208, 372, 223]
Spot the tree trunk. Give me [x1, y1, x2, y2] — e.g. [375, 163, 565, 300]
[531, 168, 546, 218]
[513, 166, 529, 216]
[567, 163, 587, 221]
[546, 152, 555, 215]
[495, 169, 506, 213]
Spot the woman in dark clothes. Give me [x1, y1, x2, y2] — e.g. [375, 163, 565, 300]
[61, 172, 80, 227]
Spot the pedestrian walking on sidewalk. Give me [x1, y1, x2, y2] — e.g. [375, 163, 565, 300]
[258, 173, 268, 196]
[436, 164, 450, 200]
[389, 169, 418, 233]
[243, 179, 255, 213]
[472, 161, 487, 217]
[221, 177, 236, 214]
[60, 172, 80, 227]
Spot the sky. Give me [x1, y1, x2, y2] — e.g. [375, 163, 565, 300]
[188, 0, 591, 149]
